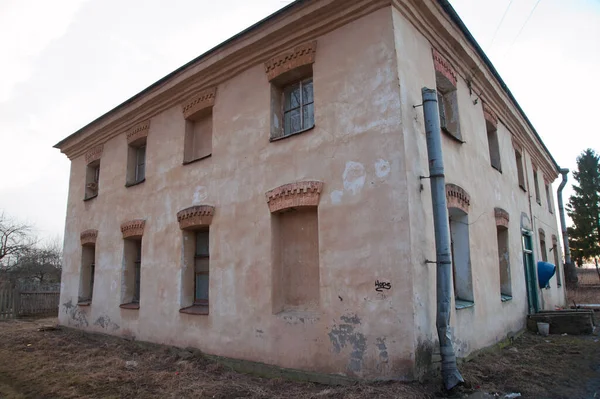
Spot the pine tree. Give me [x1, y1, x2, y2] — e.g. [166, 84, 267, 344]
[567, 149, 600, 266]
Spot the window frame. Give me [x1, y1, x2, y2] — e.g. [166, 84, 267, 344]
[135, 145, 146, 183]
[545, 183, 553, 212]
[193, 230, 210, 306]
[533, 169, 541, 204]
[132, 241, 142, 303]
[515, 150, 526, 191]
[282, 77, 314, 137]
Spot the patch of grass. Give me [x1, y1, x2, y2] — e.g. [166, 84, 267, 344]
[0, 318, 598, 398]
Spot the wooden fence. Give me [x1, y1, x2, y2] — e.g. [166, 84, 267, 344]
[0, 287, 59, 319]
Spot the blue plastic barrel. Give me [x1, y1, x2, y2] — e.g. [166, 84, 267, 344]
[537, 261, 556, 288]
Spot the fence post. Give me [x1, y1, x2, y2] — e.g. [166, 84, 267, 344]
[13, 287, 20, 318]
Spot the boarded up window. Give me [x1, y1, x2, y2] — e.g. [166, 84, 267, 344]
[184, 111, 212, 163]
[486, 122, 501, 172]
[497, 226, 511, 299]
[272, 208, 320, 312]
[449, 207, 474, 306]
[515, 150, 526, 190]
[78, 245, 96, 303]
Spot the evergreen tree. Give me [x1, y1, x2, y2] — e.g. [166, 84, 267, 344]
[567, 149, 600, 266]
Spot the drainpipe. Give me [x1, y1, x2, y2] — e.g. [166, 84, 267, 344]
[557, 168, 577, 286]
[421, 87, 464, 390]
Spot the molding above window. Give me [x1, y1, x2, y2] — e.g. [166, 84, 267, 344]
[482, 102, 498, 128]
[265, 181, 323, 213]
[432, 48, 457, 88]
[182, 87, 217, 120]
[511, 136, 524, 153]
[121, 219, 146, 239]
[126, 121, 150, 145]
[80, 229, 98, 246]
[494, 207, 509, 229]
[446, 183, 470, 214]
[177, 205, 215, 230]
[85, 144, 104, 165]
[264, 41, 317, 82]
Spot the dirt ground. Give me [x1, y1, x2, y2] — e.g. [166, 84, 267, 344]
[0, 318, 598, 399]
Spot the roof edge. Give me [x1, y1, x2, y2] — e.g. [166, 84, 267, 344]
[436, 0, 560, 172]
[53, 0, 308, 149]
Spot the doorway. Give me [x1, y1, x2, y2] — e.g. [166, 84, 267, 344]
[522, 229, 539, 313]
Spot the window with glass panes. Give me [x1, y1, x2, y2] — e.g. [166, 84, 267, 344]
[194, 230, 209, 305]
[135, 145, 146, 182]
[283, 78, 314, 136]
[133, 241, 141, 303]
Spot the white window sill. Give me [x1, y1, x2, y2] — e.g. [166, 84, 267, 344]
[501, 294, 513, 302]
[455, 299, 475, 310]
[270, 125, 315, 142]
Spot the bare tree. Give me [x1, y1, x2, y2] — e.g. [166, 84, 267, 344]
[0, 212, 35, 265]
[10, 240, 62, 287]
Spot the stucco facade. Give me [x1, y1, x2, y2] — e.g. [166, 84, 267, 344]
[55, 0, 565, 381]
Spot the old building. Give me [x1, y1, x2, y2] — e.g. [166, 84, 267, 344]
[54, 0, 565, 381]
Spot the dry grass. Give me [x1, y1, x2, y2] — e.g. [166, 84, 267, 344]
[0, 318, 598, 398]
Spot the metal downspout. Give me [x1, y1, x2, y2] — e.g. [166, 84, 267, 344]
[557, 169, 576, 287]
[421, 87, 464, 390]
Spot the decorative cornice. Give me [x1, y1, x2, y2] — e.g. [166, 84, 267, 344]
[432, 48, 457, 88]
[538, 228, 545, 238]
[494, 207, 509, 229]
[55, 0, 388, 160]
[177, 205, 215, 230]
[80, 229, 98, 246]
[126, 121, 150, 144]
[84, 145, 103, 165]
[182, 87, 217, 120]
[121, 219, 146, 239]
[511, 136, 524, 153]
[264, 40, 317, 81]
[482, 102, 498, 128]
[55, 0, 558, 184]
[266, 181, 323, 213]
[446, 183, 470, 213]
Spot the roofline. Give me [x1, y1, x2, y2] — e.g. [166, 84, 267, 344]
[55, 0, 562, 174]
[53, 0, 308, 149]
[436, 0, 560, 172]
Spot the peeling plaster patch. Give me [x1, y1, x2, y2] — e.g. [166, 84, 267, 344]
[328, 313, 367, 374]
[110, 280, 117, 292]
[192, 186, 208, 204]
[340, 314, 361, 325]
[62, 299, 88, 328]
[94, 315, 120, 331]
[330, 190, 344, 204]
[375, 337, 389, 372]
[342, 162, 365, 195]
[374, 159, 390, 178]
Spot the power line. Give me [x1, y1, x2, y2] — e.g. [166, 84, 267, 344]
[488, 0, 514, 50]
[506, 0, 542, 55]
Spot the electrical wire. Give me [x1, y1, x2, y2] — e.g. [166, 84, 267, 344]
[488, 0, 514, 50]
[506, 0, 542, 55]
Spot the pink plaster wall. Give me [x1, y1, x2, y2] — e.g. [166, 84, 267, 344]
[59, 7, 418, 380]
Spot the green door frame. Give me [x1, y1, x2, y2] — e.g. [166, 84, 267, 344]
[522, 229, 539, 314]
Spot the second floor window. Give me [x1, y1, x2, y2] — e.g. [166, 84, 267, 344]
[194, 230, 209, 305]
[283, 78, 314, 136]
[127, 140, 146, 186]
[135, 145, 146, 182]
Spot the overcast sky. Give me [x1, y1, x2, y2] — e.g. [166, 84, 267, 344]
[1, 0, 598, 241]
